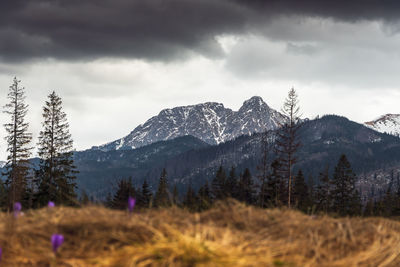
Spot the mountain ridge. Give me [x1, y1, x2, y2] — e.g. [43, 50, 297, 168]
[92, 96, 286, 152]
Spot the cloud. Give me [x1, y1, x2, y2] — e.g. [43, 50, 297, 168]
[223, 17, 400, 89]
[1, 0, 400, 62]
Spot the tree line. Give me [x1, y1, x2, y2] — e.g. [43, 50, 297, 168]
[106, 88, 399, 217]
[1, 80, 396, 217]
[0, 77, 77, 210]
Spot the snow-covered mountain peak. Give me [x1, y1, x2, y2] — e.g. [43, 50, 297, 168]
[242, 96, 267, 107]
[93, 96, 285, 151]
[364, 114, 400, 136]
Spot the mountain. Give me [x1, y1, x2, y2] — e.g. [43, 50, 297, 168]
[75, 115, 400, 199]
[364, 114, 400, 136]
[92, 96, 285, 152]
[75, 135, 209, 196]
[158, 115, 400, 190]
[0, 161, 5, 168]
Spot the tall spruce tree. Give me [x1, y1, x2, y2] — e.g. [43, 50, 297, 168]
[331, 155, 361, 216]
[292, 170, 310, 212]
[211, 166, 227, 200]
[226, 166, 238, 198]
[198, 181, 212, 211]
[154, 168, 171, 207]
[36, 91, 77, 206]
[265, 159, 285, 207]
[238, 168, 255, 204]
[275, 88, 301, 208]
[3, 77, 33, 208]
[112, 178, 136, 210]
[183, 184, 198, 211]
[138, 179, 152, 208]
[315, 166, 331, 213]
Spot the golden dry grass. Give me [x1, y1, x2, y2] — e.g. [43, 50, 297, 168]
[1, 199, 400, 266]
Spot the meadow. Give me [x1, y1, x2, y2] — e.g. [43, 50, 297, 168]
[1, 199, 400, 266]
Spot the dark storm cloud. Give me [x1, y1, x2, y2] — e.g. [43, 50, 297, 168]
[1, 0, 400, 62]
[236, 0, 400, 22]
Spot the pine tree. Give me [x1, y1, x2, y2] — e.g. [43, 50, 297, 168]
[3, 77, 33, 208]
[292, 170, 310, 212]
[226, 166, 238, 199]
[315, 166, 331, 213]
[211, 166, 227, 200]
[238, 168, 255, 204]
[265, 159, 285, 207]
[183, 184, 198, 211]
[275, 88, 302, 208]
[112, 178, 136, 210]
[198, 181, 212, 211]
[331, 155, 361, 216]
[138, 179, 152, 208]
[154, 168, 171, 207]
[36, 91, 77, 206]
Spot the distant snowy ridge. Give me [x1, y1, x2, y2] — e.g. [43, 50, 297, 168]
[92, 96, 286, 152]
[364, 114, 400, 136]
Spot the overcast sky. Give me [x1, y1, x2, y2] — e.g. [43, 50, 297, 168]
[1, 0, 400, 160]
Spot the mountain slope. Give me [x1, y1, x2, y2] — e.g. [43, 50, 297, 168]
[364, 114, 400, 136]
[92, 96, 285, 151]
[159, 115, 400, 189]
[76, 115, 400, 199]
[75, 135, 209, 196]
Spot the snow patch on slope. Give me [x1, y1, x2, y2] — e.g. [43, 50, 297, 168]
[365, 114, 400, 137]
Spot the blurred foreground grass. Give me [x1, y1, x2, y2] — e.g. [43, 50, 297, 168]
[1, 199, 400, 266]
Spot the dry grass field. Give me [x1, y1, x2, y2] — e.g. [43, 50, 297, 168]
[0, 199, 400, 266]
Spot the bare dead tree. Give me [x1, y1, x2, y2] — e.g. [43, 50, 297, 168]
[275, 88, 302, 208]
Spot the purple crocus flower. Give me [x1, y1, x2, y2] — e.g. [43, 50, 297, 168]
[128, 196, 136, 213]
[48, 201, 55, 208]
[51, 234, 64, 253]
[13, 202, 22, 217]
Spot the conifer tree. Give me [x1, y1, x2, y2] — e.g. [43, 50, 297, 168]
[3, 77, 33, 208]
[112, 178, 136, 210]
[292, 170, 310, 211]
[36, 91, 77, 206]
[138, 179, 152, 208]
[198, 181, 212, 211]
[238, 168, 255, 204]
[183, 184, 198, 211]
[226, 166, 238, 198]
[265, 159, 285, 207]
[211, 166, 227, 200]
[331, 155, 361, 216]
[315, 166, 331, 213]
[275, 88, 301, 208]
[154, 168, 171, 207]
